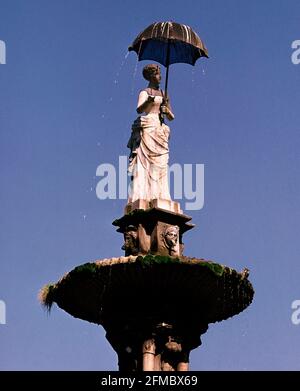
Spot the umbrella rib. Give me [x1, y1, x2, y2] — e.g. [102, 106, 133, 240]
[180, 24, 185, 43]
[161, 21, 167, 37]
[138, 39, 143, 57]
[184, 24, 190, 44]
[151, 22, 158, 39]
[167, 21, 171, 40]
[155, 22, 159, 38]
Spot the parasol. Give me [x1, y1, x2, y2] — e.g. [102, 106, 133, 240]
[128, 21, 209, 98]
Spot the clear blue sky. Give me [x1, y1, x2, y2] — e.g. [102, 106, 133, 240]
[1, 0, 300, 370]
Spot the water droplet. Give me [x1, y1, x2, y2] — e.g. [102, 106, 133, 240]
[131, 47, 140, 94]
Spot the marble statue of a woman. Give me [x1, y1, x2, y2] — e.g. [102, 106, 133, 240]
[127, 64, 175, 208]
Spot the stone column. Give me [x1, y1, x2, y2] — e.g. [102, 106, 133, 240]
[142, 338, 156, 371]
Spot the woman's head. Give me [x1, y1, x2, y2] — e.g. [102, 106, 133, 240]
[142, 64, 161, 83]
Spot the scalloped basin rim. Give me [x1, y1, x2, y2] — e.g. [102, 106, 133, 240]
[39, 255, 254, 326]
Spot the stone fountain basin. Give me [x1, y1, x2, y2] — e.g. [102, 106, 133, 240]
[40, 255, 254, 328]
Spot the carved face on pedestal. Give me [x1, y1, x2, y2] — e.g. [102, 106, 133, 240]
[122, 226, 139, 255]
[163, 226, 179, 255]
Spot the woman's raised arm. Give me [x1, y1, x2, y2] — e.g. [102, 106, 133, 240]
[136, 91, 155, 114]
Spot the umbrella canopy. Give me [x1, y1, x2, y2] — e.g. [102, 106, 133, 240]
[128, 21, 209, 67]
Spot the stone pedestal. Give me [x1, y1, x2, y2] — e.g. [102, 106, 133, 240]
[106, 319, 206, 371]
[125, 199, 183, 215]
[113, 207, 195, 257]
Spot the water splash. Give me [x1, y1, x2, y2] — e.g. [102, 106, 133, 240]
[191, 67, 195, 83]
[85, 185, 94, 193]
[80, 212, 87, 221]
[115, 51, 130, 83]
[131, 56, 139, 95]
[131, 41, 143, 95]
[100, 50, 130, 118]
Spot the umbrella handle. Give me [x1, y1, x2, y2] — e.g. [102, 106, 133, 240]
[164, 64, 170, 100]
[161, 39, 170, 125]
[164, 39, 171, 99]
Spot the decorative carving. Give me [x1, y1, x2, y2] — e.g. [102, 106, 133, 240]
[162, 225, 179, 256]
[165, 336, 182, 353]
[241, 268, 250, 279]
[137, 224, 151, 254]
[122, 225, 139, 256]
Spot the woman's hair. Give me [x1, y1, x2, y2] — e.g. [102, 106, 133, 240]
[142, 64, 160, 81]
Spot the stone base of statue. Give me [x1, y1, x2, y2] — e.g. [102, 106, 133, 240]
[39, 255, 254, 371]
[125, 199, 183, 215]
[114, 204, 194, 257]
[40, 202, 254, 371]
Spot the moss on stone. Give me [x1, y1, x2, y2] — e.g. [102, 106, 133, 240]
[198, 261, 224, 277]
[137, 254, 181, 266]
[72, 262, 99, 276]
[135, 254, 224, 276]
[39, 254, 254, 324]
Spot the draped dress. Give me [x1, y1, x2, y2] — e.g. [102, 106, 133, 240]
[127, 89, 171, 203]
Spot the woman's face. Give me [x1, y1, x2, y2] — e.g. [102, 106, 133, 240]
[149, 68, 161, 85]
